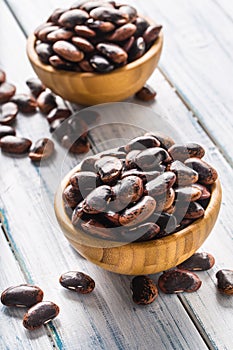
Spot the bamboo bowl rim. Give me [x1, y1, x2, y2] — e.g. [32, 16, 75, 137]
[54, 161, 222, 250]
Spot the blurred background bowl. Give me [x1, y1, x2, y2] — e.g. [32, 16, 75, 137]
[26, 31, 163, 106]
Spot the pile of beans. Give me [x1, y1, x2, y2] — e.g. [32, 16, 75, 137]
[34, 1, 162, 72]
[63, 133, 218, 242]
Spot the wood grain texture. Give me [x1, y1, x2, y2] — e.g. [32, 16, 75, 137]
[1, 0, 233, 349]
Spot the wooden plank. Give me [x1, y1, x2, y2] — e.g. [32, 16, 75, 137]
[0, 1, 210, 350]
[0, 218, 54, 350]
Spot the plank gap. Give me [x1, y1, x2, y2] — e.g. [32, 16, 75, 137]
[3, 0, 28, 37]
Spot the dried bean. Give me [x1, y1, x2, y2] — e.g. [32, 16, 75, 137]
[29, 138, 55, 161]
[90, 55, 114, 73]
[135, 147, 171, 170]
[80, 155, 100, 172]
[34, 22, 54, 37]
[82, 185, 112, 213]
[175, 186, 202, 202]
[49, 118, 66, 135]
[90, 7, 128, 24]
[35, 42, 54, 64]
[63, 184, 83, 208]
[100, 150, 126, 159]
[1, 285, 43, 307]
[155, 188, 175, 213]
[95, 156, 122, 183]
[124, 135, 160, 153]
[131, 276, 158, 305]
[47, 28, 74, 42]
[23, 301, 59, 330]
[47, 8, 66, 23]
[0, 82, 16, 103]
[0, 125, 16, 138]
[0, 136, 32, 154]
[11, 94, 37, 113]
[168, 143, 205, 162]
[70, 171, 100, 196]
[143, 25, 162, 45]
[97, 43, 128, 64]
[128, 37, 146, 61]
[158, 269, 202, 293]
[127, 222, 160, 242]
[185, 158, 218, 185]
[46, 107, 72, 124]
[184, 201, 205, 219]
[70, 0, 89, 10]
[26, 77, 46, 98]
[144, 132, 175, 150]
[49, 55, 78, 70]
[145, 172, 176, 196]
[0, 102, 18, 125]
[62, 136, 90, 154]
[103, 211, 120, 226]
[119, 5, 137, 22]
[119, 195, 156, 227]
[152, 212, 177, 235]
[125, 150, 141, 169]
[53, 40, 84, 62]
[192, 183, 211, 200]
[170, 160, 199, 186]
[59, 271, 95, 293]
[79, 59, 94, 72]
[72, 200, 84, 225]
[87, 18, 115, 32]
[74, 25, 96, 37]
[37, 25, 60, 42]
[134, 17, 149, 37]
[121, 169, 161, 184]
[107, 23, 136, 41]
[72, 36, 95, 52]
[135, 85, 157, 101]
[177, 252, 215, 271]
[81, 1, 114, 12]
[216, 269, 233, 295]
[58, 9, 89, 28]
[0, 69, 6, 83]
[37, 90, 57, 114]
[122, 36, 135, 52]
[81, 218, 118, 240]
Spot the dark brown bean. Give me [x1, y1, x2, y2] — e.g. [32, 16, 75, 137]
[87, 18, 115, 32]
[119, 5, 137, 22]
[135, 85, 157, 102]
[136, 147, 171, 170]
[152, 212, 177, 235]
[82, 185, 112, 214]
[70, 171, 100, 196]
[175, 186, 202, 202]
[81, 218, 118, 240]
[47, 28, 74, 42]
[192, 183, 211, 200]
[128, 37, 146, 61]
[100, 150, 126, 159]
[121, 169, 161, 184]
[0, 136, 32, 154]
[46, 107, 72, 124]
[119, 195, 156, 227]
[29, 138, 55, 161]
[63, 184, 83, 208]
[34, 22, 54, 37]
[122, 36, 135, 52]
[168, 143, 205, 162]
[37, 90, 57, 114]
[131, 276, 158, 305]
[72, 200, 84, 226]
[62, 136, 90, 154]
[185, 158, 218, 185]
[58, 9, 89, 28]
[0, 102, 18, 125]
[37, 25, 60, 42]
[143, 25, 162, 45]
[81, 1, 114, 12]
[127, 222, 160, 242]
[184, 201, 205, 219]
[96, 43, 128, 64]
[59, 271, 95, 293]
[49, 118, 66, 135]
[53, 40, 84, 62]
[158, 269, 202, 294]
[0, 82, 16, 103]
[145, 172, 176, 197]
[124, 135, 160, 153]
[90, 55, 114, 73]
[26, 77, 46, 98]
[47, 8, 66, 24]
[0, 125, 16, 138]
[79, 59, 94, 72]
[155, 188, 175, 213]
[1, 285, 43, 307]
[11, 94, 37, 113]
[90, 7, 128, 24]
[70, 0, 90, 10]
[35, 42, 54, 64]
[80, 155, 100, 172]
[72, 36, 95, 52]
[107, 23, 136, 41]
[134, 17, 149, 37]
[144, 132, 175, 150]
[0, 69, 6, 83]
[103, 211, 120, 226]
[125, 150, 140, 169]
[49, 55, 79, 71]
[216, 269, 233, 295]
[74, 24, 96, 37]
[177, 252, 215, 271]
[170, 160, 199, 186]
[95, 156, 122, 183]
[23, 301, 60, 330]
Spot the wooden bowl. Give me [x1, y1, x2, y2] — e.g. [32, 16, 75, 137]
[54, 163, 222, 275]
[26, 32, 163, 106]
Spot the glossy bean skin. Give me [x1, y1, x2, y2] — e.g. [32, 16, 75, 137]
[168, 143, 205, 162]
[70, 171, 100, 196]
[107, 23, 136, 41]
[53, 40, 84, 62]
[81, 218, 120, 240]
[0, 68, 6, 83]
[175, 186, 202, 202]
[26, 77, 46, 98]
[145, 172, 176, 197]
[47, 8, 66, 23]
[96, 43, 128, 64]
[1, 285, 43, 307]
[36, 25, 60, 42]
[80, 155, 100, 172]
[158, 269, 202, 294]
[0, 82, 16, 103]
[192, 183, 211, 200]
[90, 55, 114, 73]
[124, 135, 160, 153]
[29, 138, 55, 161]
[119, 195, 156, 227]
[72, 36, 95, 52]
[81, 1, 114, 12]
[126, 222, 160, 242]
[35, 42, 54, 64]
[184, 201, 205, 219]
[144, 132, 175, 150]
[0, 125, 16, 138]
[46, 107, 72, 124]
[216, 269, 233, 295]
[185, 158, 218, 185]
[71, 200, 85, 226]
[0, 136, 32, 154]
[121, 169, 161, 184]
[11, 94, 37, 114]
[131, 276, 158, 305]
[128, 37, 146, 61]
[59, 271, 95, 293]
[143, 25, 162, 45]
[63, 184, 83, 208]
[125, 150, 141, 169]
[95, 156, 122, 183]
[87, 18, 115, 32]
[155, 188, 175, 213]
[135, 147, 172, 171]
[58, 9, 89, 28]
[37, 90, 57, 114]
[134, 17, 149, 37]
[90, 7, 128, 24]
[119, 5, 137, 22]
[177, 252, 215, 271]
[135, 85, 156, 102]
[82, 185, 112, 214]
[74, 24, 96, 37]
[23, 301, 60, 330]
[152, 212, 177, 236]
[0, 102, 18, 125]
[170, 160, 199, 186]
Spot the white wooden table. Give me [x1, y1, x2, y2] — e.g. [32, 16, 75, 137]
[1, 1, 233, 349]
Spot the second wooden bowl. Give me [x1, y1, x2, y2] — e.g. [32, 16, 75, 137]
[54, 163, 222, 275]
